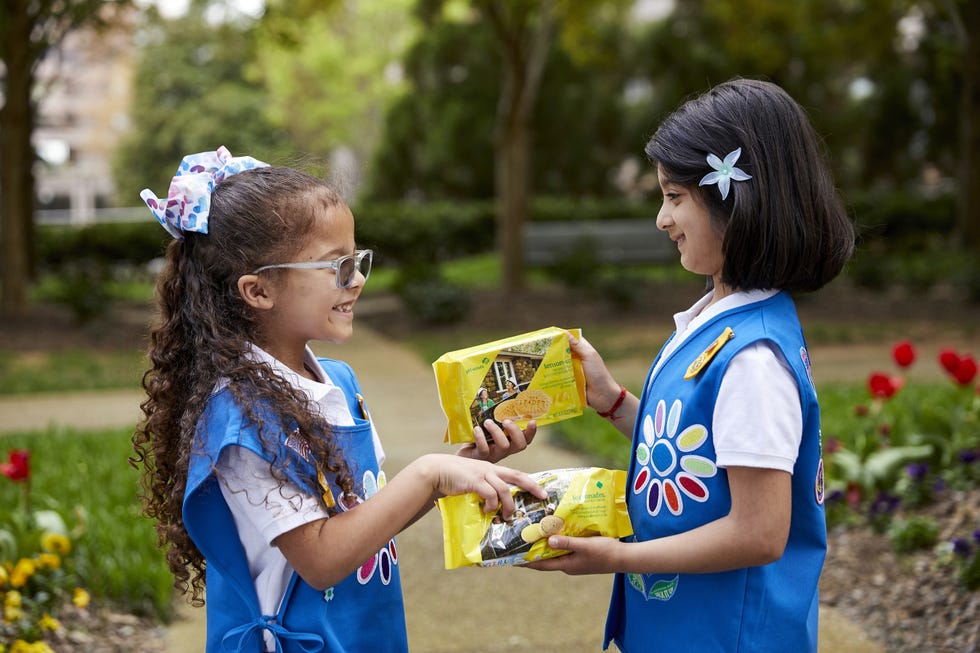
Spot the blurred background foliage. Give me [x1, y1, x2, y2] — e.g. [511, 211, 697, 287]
[2, 0, 979, 321]
[112, 0, 974, 199]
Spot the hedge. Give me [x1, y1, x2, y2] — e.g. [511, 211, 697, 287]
[35, 191, 956, 270]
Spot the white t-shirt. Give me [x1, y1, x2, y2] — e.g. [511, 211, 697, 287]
[652, 289, 803, 474]
[214, 345, 384, 627]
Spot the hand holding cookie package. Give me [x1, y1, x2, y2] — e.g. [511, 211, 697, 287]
[432, 327, 588, 444]
[437, 467, 633, 569]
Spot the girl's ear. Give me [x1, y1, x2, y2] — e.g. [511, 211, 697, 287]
[237, 274, 275, 310]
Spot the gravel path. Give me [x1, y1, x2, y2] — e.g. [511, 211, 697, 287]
[0, 321, 885, 652]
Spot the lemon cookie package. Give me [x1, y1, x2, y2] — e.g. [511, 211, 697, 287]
[437, 467, 633, 569]
[432, 326, 587, 444]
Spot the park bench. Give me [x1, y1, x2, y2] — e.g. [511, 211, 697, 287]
[524, 218, 677, 266]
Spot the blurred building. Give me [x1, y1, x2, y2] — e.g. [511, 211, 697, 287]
[33, 17, 135, 224]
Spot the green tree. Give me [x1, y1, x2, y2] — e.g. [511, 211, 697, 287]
[0, 0, 131, 316]
[630, 0, 976, 252]
[383, 0, 631, 294]
[367, 17, 636, 201]
[943, 0, 980, 251]
[113, 1, 290, 202]
[254, 0, 416, 183]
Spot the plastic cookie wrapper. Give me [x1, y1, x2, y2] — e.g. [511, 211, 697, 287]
[437, 467, 633, 569]
[432, 326, 587, 444]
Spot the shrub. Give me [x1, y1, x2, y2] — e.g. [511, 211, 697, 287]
[397, 276, 472, 325]
[888, 516, 940, 553]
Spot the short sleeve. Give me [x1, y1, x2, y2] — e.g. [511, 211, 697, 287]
[713, 342, 802, 473]
[216, 445, 330, 546]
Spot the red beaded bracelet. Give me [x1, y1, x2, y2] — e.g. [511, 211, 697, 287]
[597, 385, 627, 418]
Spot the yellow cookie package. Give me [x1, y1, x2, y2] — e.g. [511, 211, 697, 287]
[432, 326, 587, 444]
[437, 467, 633, 569]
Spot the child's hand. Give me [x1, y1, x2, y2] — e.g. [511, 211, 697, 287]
[423, 454, 547, 518]
[524, 534, 623, 575]
[458, 419, 537, 463]
[566, 331, 624, 415]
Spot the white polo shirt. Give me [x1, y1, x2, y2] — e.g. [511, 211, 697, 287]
[653, 289, 803, 473]
[214, 345, 384, 627]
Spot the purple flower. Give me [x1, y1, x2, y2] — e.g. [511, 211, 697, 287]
[952, 537, 973, 558]
[868, 492, 901, 518]
[973, 530, 980, 544]
[958, 449, 979, 464]
[906, 462, 929, 481]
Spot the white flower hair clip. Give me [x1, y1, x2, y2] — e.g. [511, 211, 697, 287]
[698, 147, 751, 201]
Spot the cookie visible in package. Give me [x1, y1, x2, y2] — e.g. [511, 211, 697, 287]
[437, 467, 633, 569]
[432, 327, 587, 444]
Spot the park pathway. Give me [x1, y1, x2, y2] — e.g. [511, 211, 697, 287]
[0, 323, 883, 653]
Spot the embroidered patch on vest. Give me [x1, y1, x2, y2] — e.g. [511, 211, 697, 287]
[800, 346, 815, 389]
[285, 428, 310, 461]
[814, 458, 825, 505]
[684, 327, 735, 380]
[633, 399, 715, 519]
[339, 470, 399, 587]
[628, 573, 679, 601]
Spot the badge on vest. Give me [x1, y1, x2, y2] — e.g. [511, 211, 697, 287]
[684, 327, 735, 380]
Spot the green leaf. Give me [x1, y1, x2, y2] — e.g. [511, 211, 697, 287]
[864, 445, 933, 481]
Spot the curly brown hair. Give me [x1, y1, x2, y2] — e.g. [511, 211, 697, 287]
[131, 166, 357, 605]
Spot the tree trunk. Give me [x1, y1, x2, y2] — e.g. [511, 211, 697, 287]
[958, 0, 980, 252]
[495, 103, 529, 295]
[0, 0, 34, 316]
[485, 0, 553, 296]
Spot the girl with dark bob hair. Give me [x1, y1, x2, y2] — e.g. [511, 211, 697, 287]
[529, 79, 855, 653]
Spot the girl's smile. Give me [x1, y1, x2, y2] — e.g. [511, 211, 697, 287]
[655, 164, 725, 287]
[250, 203, 366, 374]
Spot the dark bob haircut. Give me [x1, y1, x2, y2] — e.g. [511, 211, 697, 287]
[645, 78, 854, 293]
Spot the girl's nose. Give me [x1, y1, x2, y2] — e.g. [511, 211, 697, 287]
[655, 204, 672, 231]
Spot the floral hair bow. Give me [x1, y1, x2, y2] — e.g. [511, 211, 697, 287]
[139, 146, 268, 239]
[698, 147, 751, 201]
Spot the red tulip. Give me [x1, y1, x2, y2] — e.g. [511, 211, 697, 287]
[868, 372, 901, 399]
[954, 355, 978, 386]
[939, 349, 962, 375]
[892, 340, 916, 368]
[0, 449, 30, 482]
[938, 349, 978, 386]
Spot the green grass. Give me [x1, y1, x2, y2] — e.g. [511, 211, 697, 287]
[0, 427, 174, 621]
[0, 349, 145, 395]
[547, 408, 633, 470]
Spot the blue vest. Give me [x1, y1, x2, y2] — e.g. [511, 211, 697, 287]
[184, 358, 408, 653]
[605, 292, 826, 653]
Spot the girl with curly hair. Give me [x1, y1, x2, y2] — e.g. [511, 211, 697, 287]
[132, 147, 542, 653]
